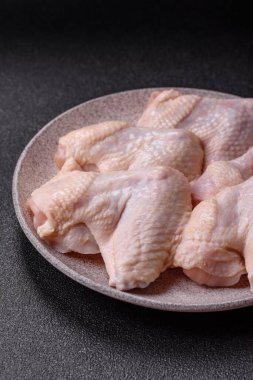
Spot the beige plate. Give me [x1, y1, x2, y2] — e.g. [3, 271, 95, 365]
[12, 87, 253, 312]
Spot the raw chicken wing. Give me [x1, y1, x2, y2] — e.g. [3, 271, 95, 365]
[55, 120, 204, 181]
[191, 146, 253, 203]
[137, 90, 253, 167]
[28, 168, 192, 290]
[175, 177, 253, 289]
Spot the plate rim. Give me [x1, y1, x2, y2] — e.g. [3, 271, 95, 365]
[12, 86, 253, 313]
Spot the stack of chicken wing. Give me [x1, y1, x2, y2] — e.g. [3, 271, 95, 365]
[28, 90, 253, 291]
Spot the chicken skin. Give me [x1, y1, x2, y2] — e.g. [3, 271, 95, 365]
[28, 172, 99, 255]
[54, 120, 204, 181]
[191, 146, 253, 203]
[137, 90, 253, 167]
[174, 176, 253, 289]
[28, 168, 192, 290]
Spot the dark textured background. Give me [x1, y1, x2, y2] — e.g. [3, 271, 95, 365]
[1, 1, 253, 379]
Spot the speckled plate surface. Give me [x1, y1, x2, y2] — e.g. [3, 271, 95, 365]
[12, 87, 253, 312]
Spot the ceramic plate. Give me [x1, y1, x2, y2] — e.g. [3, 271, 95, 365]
[12, 87, 253, 312]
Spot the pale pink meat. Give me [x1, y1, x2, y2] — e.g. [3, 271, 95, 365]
[54, 120, 204, 181]
[137, 90, 253, 167]
[191, 146, 253, 203]
[175, 177, 253, 289]
[27, 173, 99, 255]
[28, 168, 192, 290]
